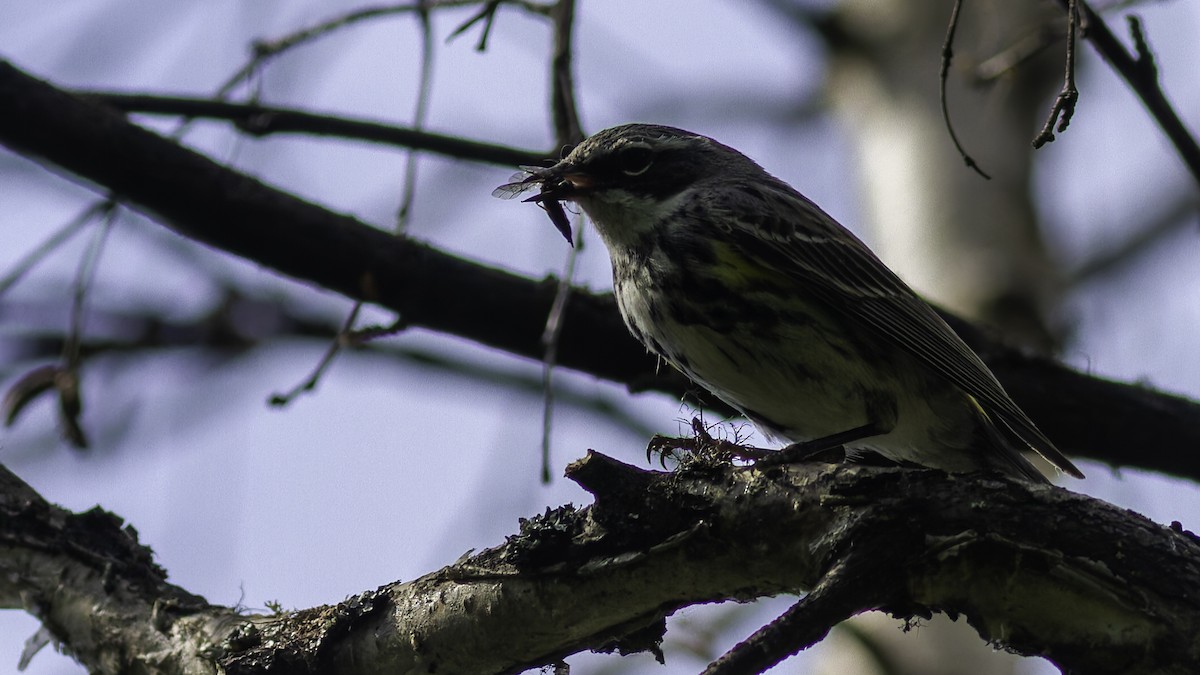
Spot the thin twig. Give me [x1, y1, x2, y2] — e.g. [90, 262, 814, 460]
[1125, 15, 1159, 85]
[54, 204, 120, 448]
[63, 210, 117, 371]
[273, 1, 439, 406]
[938, 0, 992, 179]
[539, 218, 583, 482]
[0, 200, 113, 296]
[448, 0, 503, 50]
[538, 0, 586, 483]
[87, 94, 546, 166]
[549, 0, 585, 148]
[448, 0, 557, 50]
[251, 4, 442, 60]
[1033, 0, 1080, 148]
[268, 304, 363, 406]
[1057, 0, 1200, 189]
[229, 1, 553, 99]
[253, 0, 552, 56]
[227, 2, 465, 99]
[267, 307, 405, 408]
[396, 0, 436, 235]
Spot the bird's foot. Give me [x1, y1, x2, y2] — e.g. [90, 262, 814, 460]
[647, 417, 770, 468]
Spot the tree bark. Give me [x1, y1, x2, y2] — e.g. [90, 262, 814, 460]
[4, 453, 1199, 674]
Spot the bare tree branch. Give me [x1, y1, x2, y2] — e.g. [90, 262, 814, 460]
[5, 452, 1200, 674]
[1067, 196, 1200, 285]
[0, 464, 234, 674]
[219, 1, 553, 100]
[0, 297, 660, 442]
[1033, 0, 1080, 148]
[3, 58, 1200, 480]
[538, 0, 586, 482]
[703, 539, 896, 675]
[548, 0, 584, 148]
[1060, 0, 1200, 189]
[938, 0, 992, 178]
[269, 0, 443, 407]
[82, 92, 546, 167]
[0, 201, 109, 296]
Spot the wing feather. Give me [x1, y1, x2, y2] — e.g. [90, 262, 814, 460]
[699, 179, 1082, 478]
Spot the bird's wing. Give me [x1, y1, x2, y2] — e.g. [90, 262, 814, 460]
[701, 179, 1082, 478]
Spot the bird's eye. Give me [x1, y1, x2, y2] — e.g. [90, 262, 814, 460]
[616, 144, 654, 177]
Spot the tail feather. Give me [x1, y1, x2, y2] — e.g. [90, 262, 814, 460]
[967, 394, 1081, 483]
[976, 414, 1053, 484]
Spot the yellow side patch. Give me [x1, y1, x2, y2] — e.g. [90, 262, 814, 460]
[709, 242, 779, 288]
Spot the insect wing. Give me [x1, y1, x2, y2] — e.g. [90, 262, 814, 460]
[491, 166, 547, 200]
[493, 163, 574, 247]
[492, 181, 534, 200]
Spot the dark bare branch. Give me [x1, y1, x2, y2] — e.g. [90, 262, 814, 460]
[537, 0, 586, 482]
[6, 454, 1200, 673]
[703, 541, 900, 675]
[1059, 0, 1200, 189]
[0, 297, 658, 439]
[3, 59, 1200, 479]
[224, 1, 553, 97]
[549, 0, 584, 148]
[938, 0, 991, 179]
[82, 92, 546, 167]
[1033, 0, 1080, 148]
[1067, 196, 1200, 285]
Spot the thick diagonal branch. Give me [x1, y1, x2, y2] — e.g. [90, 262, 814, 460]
[1, 59, 1200, 479]
[5, 455, 1200, 674]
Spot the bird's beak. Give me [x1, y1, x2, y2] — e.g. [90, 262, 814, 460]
[524, 162, 594, 204]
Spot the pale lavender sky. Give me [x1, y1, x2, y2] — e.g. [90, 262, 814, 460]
[2, 2, 1199, 673]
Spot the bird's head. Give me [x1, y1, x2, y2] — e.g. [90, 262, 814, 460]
[514, 124, 759, 245]
[536, 124, 740, 203]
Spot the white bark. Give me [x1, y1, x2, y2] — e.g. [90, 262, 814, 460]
[828, 0, 1063, 347]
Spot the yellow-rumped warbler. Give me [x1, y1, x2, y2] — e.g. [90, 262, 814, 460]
[496, 123, 1082, 483]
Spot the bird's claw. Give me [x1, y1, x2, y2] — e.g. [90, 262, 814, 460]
[646, 417, 772, 468]
[646, 434, 689, 468]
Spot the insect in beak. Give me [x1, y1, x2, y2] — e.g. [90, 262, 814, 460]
[493, 165, 584, 247]
[524, 190, 573, 247]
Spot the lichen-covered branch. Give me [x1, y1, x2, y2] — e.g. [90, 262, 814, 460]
[5, 453, 1200, 674]
[0, 465, 239, 674]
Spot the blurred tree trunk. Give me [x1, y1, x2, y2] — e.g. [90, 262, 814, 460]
[822, 1, 1062, 672]
[828, 0, 1063, 351]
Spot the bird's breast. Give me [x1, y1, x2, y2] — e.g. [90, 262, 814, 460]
[612, 262, 979, 462]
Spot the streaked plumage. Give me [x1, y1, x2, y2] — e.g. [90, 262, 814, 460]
[497, 124, 1082, 483]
